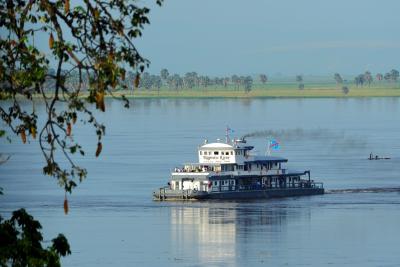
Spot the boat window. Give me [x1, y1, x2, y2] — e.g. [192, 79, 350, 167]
[213, 181, 218, 186]
[199, 151, 202, 155]
[230, 151, 233, 155]
[225, 152, 229, 155]
[214, 151, 219, 155]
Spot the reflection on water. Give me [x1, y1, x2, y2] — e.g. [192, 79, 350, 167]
[169, 202, 309, 266]
[171, 206, 237, 264]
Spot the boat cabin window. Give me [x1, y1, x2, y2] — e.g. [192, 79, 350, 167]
[214, 151, 219, 155]
[199, 151, 202, 155]
[225, 152, 229, 155]
[213, 181, 218, 186]
[230, 151, 233, 155]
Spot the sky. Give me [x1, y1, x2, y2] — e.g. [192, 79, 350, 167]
[136, 0, 400, 76]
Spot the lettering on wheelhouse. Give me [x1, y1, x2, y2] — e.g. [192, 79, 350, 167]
[202, 155, 233, 163]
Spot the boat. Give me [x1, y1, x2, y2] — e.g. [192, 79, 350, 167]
[368, 153, 390, 160]
[0, 153, 10, 165]
[153, 136, 324, 200]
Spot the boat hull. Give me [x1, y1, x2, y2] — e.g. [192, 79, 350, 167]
[153, 188, 324, 201]
[206, 188, 324, 200]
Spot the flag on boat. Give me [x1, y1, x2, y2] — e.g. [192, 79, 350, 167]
[269, 138, 280, 150]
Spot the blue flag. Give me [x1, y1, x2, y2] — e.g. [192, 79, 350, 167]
[269, 139, 280, 150]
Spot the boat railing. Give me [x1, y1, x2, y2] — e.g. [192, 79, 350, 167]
[172, 168, 290, 176]
[172, 167, 209, 173]
[211, 181, 323, 192]
[210, 168, 288, 176]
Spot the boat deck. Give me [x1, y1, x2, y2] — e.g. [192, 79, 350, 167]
[154, 182, 324, 201]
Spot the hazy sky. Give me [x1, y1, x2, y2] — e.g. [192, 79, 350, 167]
[137, 0, 400, 76]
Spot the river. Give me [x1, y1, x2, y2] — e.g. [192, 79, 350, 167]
[1, 97, 400, 266]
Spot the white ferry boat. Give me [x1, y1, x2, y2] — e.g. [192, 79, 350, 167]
[153, 136, 324, 200]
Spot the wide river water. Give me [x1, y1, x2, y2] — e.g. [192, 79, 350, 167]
[1, 98, 400, 266]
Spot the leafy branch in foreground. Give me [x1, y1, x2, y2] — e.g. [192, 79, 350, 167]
[0, 0, 162, 195]
[0, 208, 71, 267]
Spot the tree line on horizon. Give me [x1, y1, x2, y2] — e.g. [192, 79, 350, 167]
[131, 69, 399, 93]
[334, 69, 399, 87]
[40, 68, 400, 94]
[333, 69, 399, 94]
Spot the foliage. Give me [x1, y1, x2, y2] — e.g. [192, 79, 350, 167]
[296, 75, 304, 90]
[160, 68, 169, 80]
[334, 73, 343, 84]
[0, 209, 71, 267]
[243, 76, 253, 93]
[259, 74, 268, 84]
[354, 74, 365, 87]
[0, 0, 162, 193]
[389, 69, 399, 82]
[296, 75, 303, 83]
[364, 71, 373, 86]
[382, 69, 399, 83]
[342, 86, 349, 95]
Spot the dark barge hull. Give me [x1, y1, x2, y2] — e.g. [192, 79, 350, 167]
[153, 188, 324, 201]
[206, 188, 324, 200]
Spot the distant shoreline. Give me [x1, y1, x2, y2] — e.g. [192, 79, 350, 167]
[18, 86, 400, 100]
[111, 87, 400, 99]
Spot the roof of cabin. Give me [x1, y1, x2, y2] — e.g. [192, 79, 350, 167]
[199, 142, 255, 150]
[200, 142, 233, 149]
[244, 155, 288, 163]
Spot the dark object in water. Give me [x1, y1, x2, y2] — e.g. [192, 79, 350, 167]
[368, 153, 390, 160]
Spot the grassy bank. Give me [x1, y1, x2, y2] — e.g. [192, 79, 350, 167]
[113, 84, 400, 98]
[22, 83, 400, 100]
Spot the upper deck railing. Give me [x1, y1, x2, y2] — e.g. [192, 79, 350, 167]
[172, 167, 295, 177]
